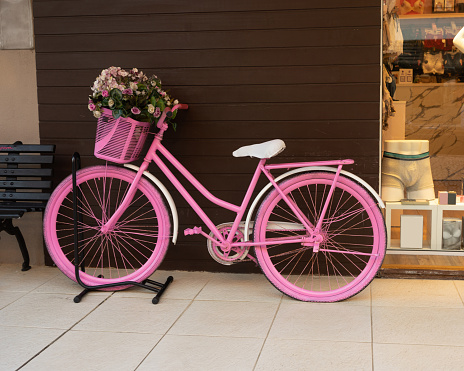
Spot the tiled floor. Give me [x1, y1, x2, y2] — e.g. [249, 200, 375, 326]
[1, 264, 464, 371]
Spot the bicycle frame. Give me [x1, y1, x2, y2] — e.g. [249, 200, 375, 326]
[101, 107, 354, 251]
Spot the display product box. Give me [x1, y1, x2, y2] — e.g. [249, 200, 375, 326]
[400, 215, 423, 249]
[438, 191, 457, 205]
[398, 69, 413, 84]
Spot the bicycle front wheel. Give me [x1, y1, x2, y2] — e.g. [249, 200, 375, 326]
[253, 172, 386, 302]
[44, 165, 171, 289]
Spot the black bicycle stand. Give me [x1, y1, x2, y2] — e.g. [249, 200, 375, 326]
[70, 153, 173, 304]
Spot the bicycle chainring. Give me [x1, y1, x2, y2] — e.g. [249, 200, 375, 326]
[207, 223, 249, 265]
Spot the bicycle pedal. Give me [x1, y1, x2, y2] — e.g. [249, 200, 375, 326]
[184, 226, 202, 236]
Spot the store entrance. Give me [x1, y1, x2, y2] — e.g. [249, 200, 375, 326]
[381, 0, 464, 277]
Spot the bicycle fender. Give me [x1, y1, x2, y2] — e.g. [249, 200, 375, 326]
[124, 164, 179, 244]
[244, 166, 384, 242]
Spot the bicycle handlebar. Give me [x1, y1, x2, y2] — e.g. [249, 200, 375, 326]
[157, 104, 188, 129]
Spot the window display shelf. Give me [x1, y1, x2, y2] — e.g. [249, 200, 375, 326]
[385, 201, 437, 250]
[385, 200, 464, 252]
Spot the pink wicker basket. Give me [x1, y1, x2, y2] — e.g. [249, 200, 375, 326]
[94, 108, 150, 164]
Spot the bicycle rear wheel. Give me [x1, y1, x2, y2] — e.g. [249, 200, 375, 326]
[253, 172, 386, 302]
[44, 165, 171, 289]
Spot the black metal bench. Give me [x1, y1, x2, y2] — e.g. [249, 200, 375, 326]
[0, 141, 55, 271]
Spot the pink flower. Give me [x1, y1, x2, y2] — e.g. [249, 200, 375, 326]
[88, 103, 96, 111]
[131, 107, 141, 115]
[102, 90, 109, 97]
[122, 88, 133, 95]
[154, 107, 161, 118]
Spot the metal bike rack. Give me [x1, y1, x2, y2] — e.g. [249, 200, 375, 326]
[71, 152, 173, 304]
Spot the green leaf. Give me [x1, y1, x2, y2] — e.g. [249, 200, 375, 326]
[110, 88, 123, 100]
[150, 96, 157, 106]
[137, 83, 148, 91]
[113, 109, 123, 119]
[171, 110, 177, 120]
[172, 122, 177, 131]
[156, 99, 165, 112]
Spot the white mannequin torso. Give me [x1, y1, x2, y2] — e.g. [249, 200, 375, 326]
[381, 140, 435, 201]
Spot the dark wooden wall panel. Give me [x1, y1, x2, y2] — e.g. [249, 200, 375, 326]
[34, 0, 381, 272]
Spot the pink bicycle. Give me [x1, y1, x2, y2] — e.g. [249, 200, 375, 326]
[44, 104, 386, 302]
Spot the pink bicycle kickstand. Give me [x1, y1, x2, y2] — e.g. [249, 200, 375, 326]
[71, 153, 173, 304]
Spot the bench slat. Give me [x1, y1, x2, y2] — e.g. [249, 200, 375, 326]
[0, 155, 54, 164]
[0, 180, 52, 189]
[0, 210, 25, 219]
[0, 144, 55, 153]
[0, 202, 48, 211]
[0, 168, 53, 177]
[0, 192, 51, 201]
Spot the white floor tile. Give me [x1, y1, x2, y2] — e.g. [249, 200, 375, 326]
[268, 301, 372, 342]
[373, 306, 464, 346]
[453, 280, 464, 304]
[74, 296, 190, 334]
[169, 300, 279, 338]
[32, 273, 109, 296]
[0, 265, 59, 292]
[371, 278, 464, 308]
[0, 326, 64, 370]
[138, 334, 263, 371]
[195, 272, 282, 302]
[21, 330, 162, 371]
[113, 270, 213, 300]
[0, 290, 26, 309]
[0, 293, 109, 329]
[255, 338, 372, 371]
[373, 343, 464, 371]
[6, 265, 464, 371]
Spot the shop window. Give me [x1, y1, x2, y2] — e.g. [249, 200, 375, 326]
[382, 0, 464, 252]
[383, 0, 464, 198]
[0, 0, 34, 49]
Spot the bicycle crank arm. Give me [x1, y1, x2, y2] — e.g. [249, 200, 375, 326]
[184, 226, 225, 245]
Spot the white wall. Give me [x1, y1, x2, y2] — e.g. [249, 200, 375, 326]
[0, 49, 44, 266]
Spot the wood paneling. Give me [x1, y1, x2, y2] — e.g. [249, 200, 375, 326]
[34, 0, 382, 272]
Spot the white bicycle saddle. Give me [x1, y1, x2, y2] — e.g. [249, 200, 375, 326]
[232, 139, 286, 159]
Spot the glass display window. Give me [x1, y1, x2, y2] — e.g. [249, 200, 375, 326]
[383, 0, 464, 198]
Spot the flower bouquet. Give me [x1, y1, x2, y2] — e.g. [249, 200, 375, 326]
[88, 66, 180, 129]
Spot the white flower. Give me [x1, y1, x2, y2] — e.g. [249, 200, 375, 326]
[173, 99, 179, 105]
[147, 104, 155, 114]
[130, 82, 138, 90]
[108, 98, 114, 107]
[93, 110, 102, 118]
[167, 101, 171, 106]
